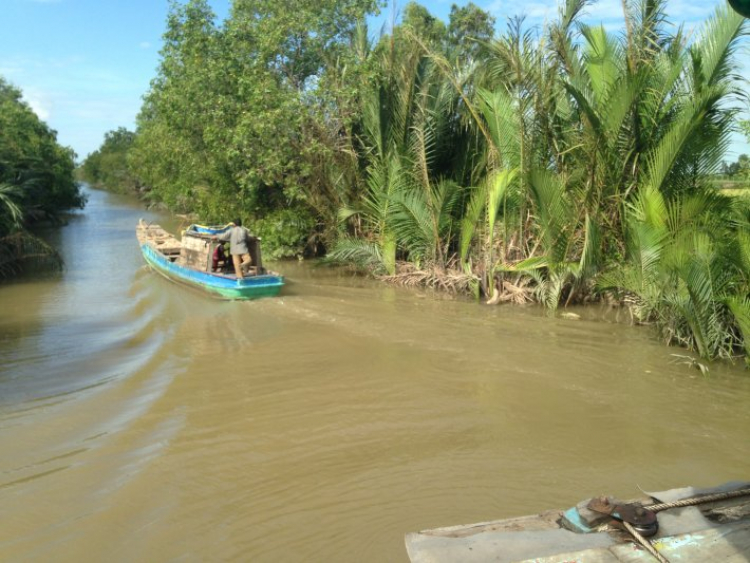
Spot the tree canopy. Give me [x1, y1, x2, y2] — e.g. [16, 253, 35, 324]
[0, 78, 83, 230]
[78, 127, 139, 194]
[81, 0, 750, 362]
[0, 77, 84, 276]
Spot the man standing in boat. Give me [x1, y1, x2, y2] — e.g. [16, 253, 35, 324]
[213, 218, 252, 278]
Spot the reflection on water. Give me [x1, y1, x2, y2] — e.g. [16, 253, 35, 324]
[1, 187, 749, 561]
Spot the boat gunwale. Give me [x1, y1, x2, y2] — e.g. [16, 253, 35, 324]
[137, 221, 284, 300]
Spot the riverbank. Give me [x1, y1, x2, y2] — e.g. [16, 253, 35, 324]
[2, 187, 750, 562]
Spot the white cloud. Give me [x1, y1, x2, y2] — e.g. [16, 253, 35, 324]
[139, 42, 152, 49]
[22, 90, 52, 121]
[0, 52, 150, 156]
[484, 0, 555, 21]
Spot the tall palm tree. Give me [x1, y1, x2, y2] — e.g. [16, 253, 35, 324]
[331, 26, 466, 274]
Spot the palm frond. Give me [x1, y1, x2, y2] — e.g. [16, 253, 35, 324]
[0, 183, 23, 233]
[0, 231, 63, 278]
[690, 4, 746, 88]
[392, 188, 435, 262]
[459, 184, 485, 264]
[726, 296, 750, 358]
[325, 235, 385, 272]
[527, 169, 576, 264]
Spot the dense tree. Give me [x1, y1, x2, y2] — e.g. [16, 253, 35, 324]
[129, 0, 226, 213]
[0, 78, 83, 223]
[447, 2, 495, 60]
[0, 77, 83, 276]
[401, 2, 447, 45]
[724, 154, 750, 179]
[78, 128, 139, 193]
[88, 0, 750, 361]
[127, 0, 379, 256]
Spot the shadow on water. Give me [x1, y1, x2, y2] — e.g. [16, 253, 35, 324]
[0, 188, 170, 407]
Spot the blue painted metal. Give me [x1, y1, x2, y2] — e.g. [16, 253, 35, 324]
[562, 507, 596, 534]
[140, 243, 284, 300]
[185, 224, 232, 236]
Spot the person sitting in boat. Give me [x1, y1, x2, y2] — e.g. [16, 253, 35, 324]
[212, 218, 252, 278]
[211, 242, 230, 272]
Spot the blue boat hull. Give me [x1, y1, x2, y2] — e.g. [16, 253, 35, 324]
[140, 243, 284, 300]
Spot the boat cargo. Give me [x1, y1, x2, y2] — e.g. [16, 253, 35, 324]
[405, 481, 750, 562]
[136, 220, 284, 300]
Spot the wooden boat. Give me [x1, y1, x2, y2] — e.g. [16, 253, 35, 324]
[136, 219, 284, 300]
[405, 481, 750, 562]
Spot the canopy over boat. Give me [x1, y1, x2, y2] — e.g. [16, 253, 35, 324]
[136, 219, 284, 300]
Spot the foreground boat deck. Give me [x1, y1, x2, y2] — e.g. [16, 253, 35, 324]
[405, 482, 750, 562]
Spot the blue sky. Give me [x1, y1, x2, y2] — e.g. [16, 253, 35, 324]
[1, 0, 748, 161]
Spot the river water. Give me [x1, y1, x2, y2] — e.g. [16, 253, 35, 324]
[1, 187, 749, 561]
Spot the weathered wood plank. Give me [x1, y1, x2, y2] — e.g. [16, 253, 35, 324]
[405, 528, 617, 563]
[613, 520, 750, 562]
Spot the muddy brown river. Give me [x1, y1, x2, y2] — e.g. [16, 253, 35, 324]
[1, 187, 749, 561]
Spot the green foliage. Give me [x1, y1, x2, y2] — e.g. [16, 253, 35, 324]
[402, 3, 447, 45]
[721, 154, 750, 177]
[129, 0, 379, 221]
[78, 128, 139, 193]
[447, 2, 495, 58]
[0, 77, 82, 278]
[253, 207, 317, 259]
[97, 0, 750, 361]
[598, 189, 750, 360]
[728, 0, 750, 19]
[325, 234, 388, 272]
[0, 231, 62, 279]
[0, 77, 85, 229]
[0, 183, 23, 236]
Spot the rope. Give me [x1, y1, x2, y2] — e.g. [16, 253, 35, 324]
[619, 487, 750, 563]
[645, 487, 750, 513]
[622, 521, 669, 563]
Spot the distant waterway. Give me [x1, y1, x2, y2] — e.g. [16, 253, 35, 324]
[1, 186, 749, 561]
